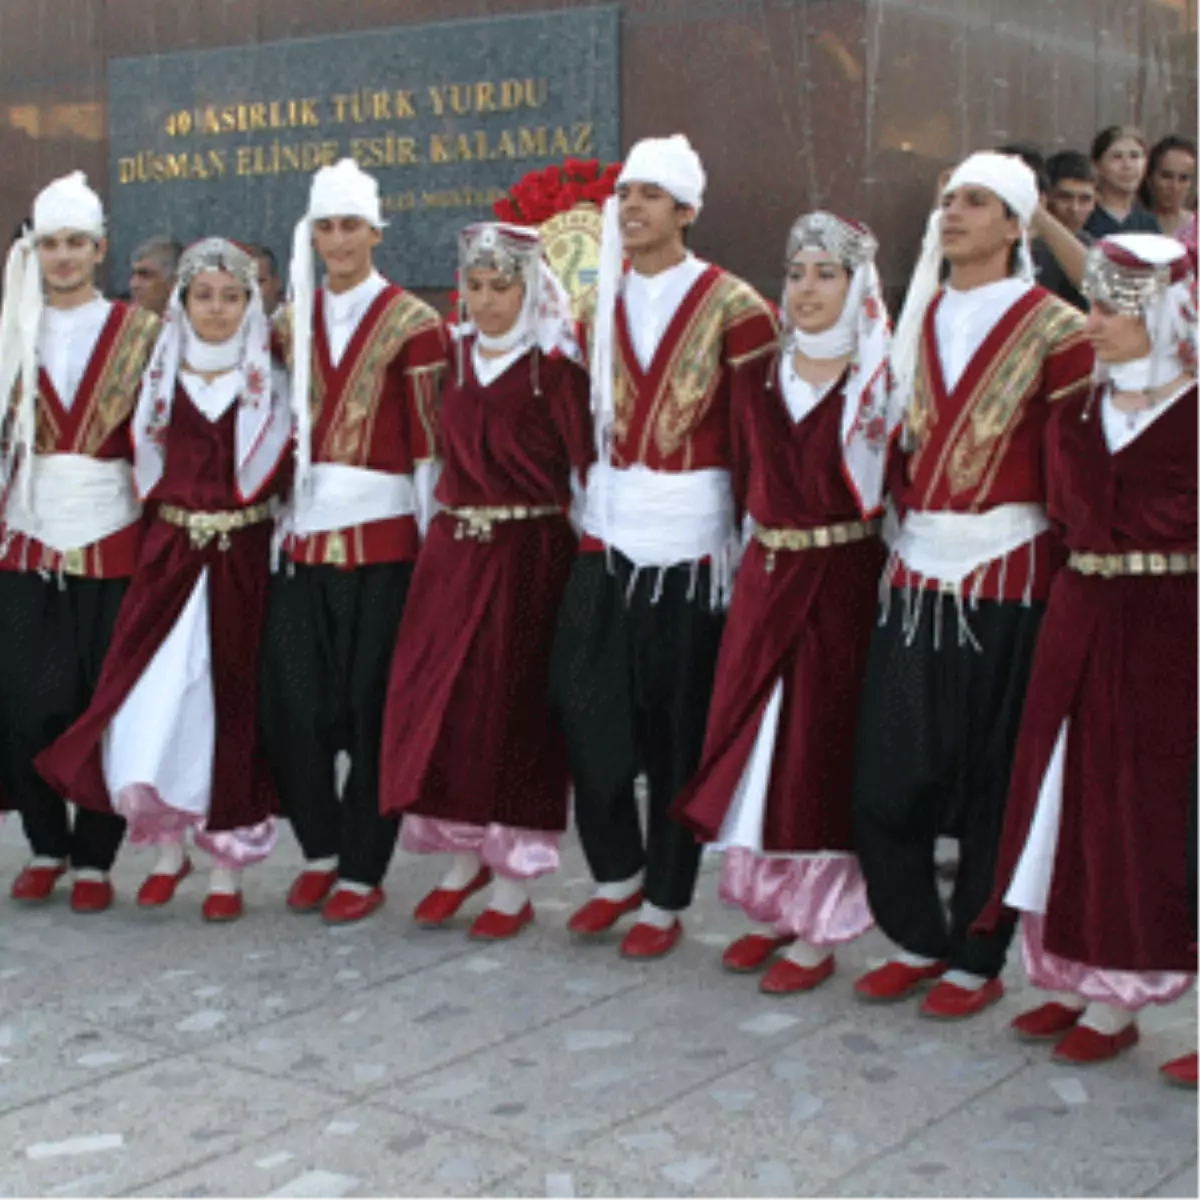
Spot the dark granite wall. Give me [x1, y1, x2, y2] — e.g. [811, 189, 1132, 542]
[1, 0, 1195, 301]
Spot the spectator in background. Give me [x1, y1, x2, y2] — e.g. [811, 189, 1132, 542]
[252, 244, 284, 317]
[129, 235, 181, 316]
[1142, 135, 1197, 244]
[1033, 151, 1096, 310]
[1086, 126, 1160, 237]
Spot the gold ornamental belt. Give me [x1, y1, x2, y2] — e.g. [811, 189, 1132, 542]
[754, 516, 881, 573]
[1067, 550, 1198, 578]
[158, 501, 273, 552]
[443, 504, 563, 543]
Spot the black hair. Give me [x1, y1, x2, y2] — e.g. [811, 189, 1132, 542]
[1141, 134, 1198, 208]
[1091, 124, 1148, 163]
[1046, 150, 1095, 187]
[10, 218, 30, 249]
[250, 243, 279, 275]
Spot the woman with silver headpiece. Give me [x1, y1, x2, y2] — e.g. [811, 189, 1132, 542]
[671, 212, 902, 992]
[978, 234, 1196, 1077]
[36, 237, 292, 922]
[379, 221, 592, 940]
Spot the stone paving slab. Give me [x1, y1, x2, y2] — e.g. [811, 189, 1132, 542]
[0, 820, 1195, 1197]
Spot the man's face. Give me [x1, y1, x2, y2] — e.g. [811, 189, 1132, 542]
[130, 256, 175, 315]
[617, 181, 693, 256]
[311, 216, 381, 289]
[256, 255, 283, 313]
[939, 186, 1019, 269]
[1047, 178, 1096, 234]
[36, 231, 104, 297]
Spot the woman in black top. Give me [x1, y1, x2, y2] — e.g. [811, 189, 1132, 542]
[1085, 125, 1161, 237]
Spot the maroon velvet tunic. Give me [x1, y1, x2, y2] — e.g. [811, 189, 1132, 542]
[673, 359, 885, 851]
[36, 385, 282, 832]
[980, 386, 1197, 971]
[380, 344, 593, 831]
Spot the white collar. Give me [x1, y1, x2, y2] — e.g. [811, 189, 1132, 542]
[180, 368, 244, 423]
[324, 270, 386, 322]
[42, 292, 107, 329]
[472, 340, 526, 389]
[940, 277, 1030, 310]
[626, 253, 703, 298]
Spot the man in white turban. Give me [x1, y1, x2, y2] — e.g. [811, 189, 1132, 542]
[850, 151, 1095, 1018]
[0, 171, 159, 912]
[259, 158, 448, 926]
[550, 134, 779, 960]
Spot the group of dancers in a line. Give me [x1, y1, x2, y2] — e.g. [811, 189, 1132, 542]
[0, 134, 1194, 1086]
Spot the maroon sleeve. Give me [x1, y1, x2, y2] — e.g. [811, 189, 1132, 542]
[551, 357, 596, 482]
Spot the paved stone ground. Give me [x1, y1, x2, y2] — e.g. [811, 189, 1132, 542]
[0, 817, 1195, 1198]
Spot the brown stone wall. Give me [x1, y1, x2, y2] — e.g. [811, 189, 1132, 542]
[1, 0, 1194, 299]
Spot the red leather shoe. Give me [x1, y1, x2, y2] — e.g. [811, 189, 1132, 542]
[854, 959, 947, 1002]
[920, 976, 1005, 1020]
[567, 889, 645, 937]
[760, 955, 835, 994]
[468, 902, 534, 941]
[722, 933, 795, 973]
[322, 887, 385, 925]
[620, 919, 682, 959]
[1011, 1001, 1084, 1041]
[1160, 1052, 1198, 1089]
[413, 866, 492, 927]
[10, 863, 67, 904]
[1052, 1021, 1139, 1064]
[202, 891, 243, 922]
[70, 878, 114, 913]
[136, 859, 193, 908]
[287, 869, 337, 913]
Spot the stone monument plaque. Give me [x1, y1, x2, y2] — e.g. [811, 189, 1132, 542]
[107, 6, 620, 288]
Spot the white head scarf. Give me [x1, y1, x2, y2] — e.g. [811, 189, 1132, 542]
[782, 212, 901, 515]
[0, 171, 106, 505]
[891, 152, 1040, 430]
[288, 159, 386, 494]
[132, 237, 291, 503]
[1082, 232, 1197, 394]
[453, 222, 578, 390]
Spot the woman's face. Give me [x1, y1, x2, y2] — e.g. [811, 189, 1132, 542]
[785, 248, 851, 336]
[185, 269, 248, 344]
[1084, 302, 1152, 365]
[465, 266, 525, 339]
[1149, 148, 1196, 215]
[1096, 136, 1148, 199]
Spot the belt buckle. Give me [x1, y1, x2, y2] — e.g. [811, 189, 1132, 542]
[62, 547, 85, 576]
[1147, 552, 1167, 575]
[812, 527, 831, 549]
[1126, 551, 1146, 575]
[323, 530, 347, 566]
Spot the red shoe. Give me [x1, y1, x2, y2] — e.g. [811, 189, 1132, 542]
[11, 863, 67, 904]
[287, 869, 337, 913]
[468, 902, 534, 941]
[202, 891, 243, 922]
[1011, 1001, 1084, 1041]
[620, 919, 682, 959]
[760, 955, 835, 994]
[920, 976, 1005, 1020]
[854, 959, 947, 1002]
[722, 933, 795, 973]
[1052, 1021, 1139, 1064]
[1160, 1052, 1198, 1089]
[136, 859, 193, 908]
[413, 866, 492, 927]
[70, 878, 114, 913]
[322, 887, 385, 925]
[567, 889, 645, 937]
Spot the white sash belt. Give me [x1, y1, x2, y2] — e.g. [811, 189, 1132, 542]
[3, 453, 140, 552]
[892, 503, 1050, 586]
[581, 462, 739, 607]
[287, 463, 417, 537]
[583, 463, 736, 567]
